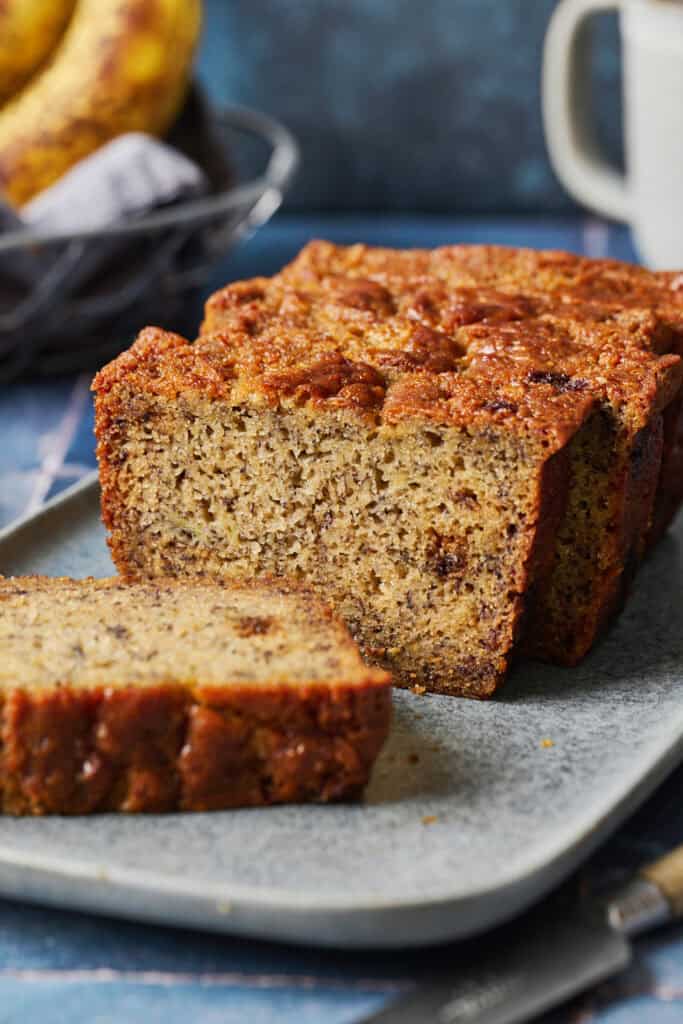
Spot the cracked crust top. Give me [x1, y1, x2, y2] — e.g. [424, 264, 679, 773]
[93, 242, 683, 454]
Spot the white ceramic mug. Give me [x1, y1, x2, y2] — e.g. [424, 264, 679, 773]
[542, 0, 683, 268]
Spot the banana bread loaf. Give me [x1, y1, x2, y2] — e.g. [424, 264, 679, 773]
[0, 575, 391, 815]
[94, 242, 683, 697]
[270, 241, 683, 545]
[205, 242, 683, 664]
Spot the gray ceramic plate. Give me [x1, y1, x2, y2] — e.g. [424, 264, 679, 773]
[0, 473, 681, 949]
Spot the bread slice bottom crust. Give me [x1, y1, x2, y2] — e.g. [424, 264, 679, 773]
[1, 681, 390, 815]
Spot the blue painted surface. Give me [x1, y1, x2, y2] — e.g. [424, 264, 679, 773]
[1, 215, 682, 1023]
[0, 377, 75, 526]
[198, 0, 623, 213]
[0, 980, 387, 1024]
[204, 213, 591, 292]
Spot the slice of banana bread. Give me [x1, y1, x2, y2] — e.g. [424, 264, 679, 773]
[94, 325, 596, 698]
[461, 313, 679, 663]
[0, 575, 390, 815]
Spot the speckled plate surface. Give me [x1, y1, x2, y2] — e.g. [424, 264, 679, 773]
[0, 473, 682, 949]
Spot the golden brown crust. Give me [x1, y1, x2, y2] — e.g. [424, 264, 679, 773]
[277, 241, 683, 334]
[651, 389, 683, 543]
[94, 325, 597, 450]
[96, 243, 681, 449]
[0, 680, 391, 815]
[262, 351, 387, 411]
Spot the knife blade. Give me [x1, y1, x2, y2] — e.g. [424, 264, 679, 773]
[360, 844, 683, 1024]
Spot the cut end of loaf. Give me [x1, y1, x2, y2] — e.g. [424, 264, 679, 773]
[95, 389, 578, 698]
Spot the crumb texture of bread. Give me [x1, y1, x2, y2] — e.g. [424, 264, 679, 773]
[0, 576, 391, 815]
[95, 393, 583, 696]
[93, 242, 683, 697]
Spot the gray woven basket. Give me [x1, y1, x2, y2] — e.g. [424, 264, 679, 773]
[0, 91, 299, 381]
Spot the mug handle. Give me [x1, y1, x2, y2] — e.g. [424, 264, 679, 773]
[542, 0, 631, 222]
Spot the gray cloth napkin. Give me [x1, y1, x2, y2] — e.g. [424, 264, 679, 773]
[22, 133, 207, 233]
[0, 133, 208, 284]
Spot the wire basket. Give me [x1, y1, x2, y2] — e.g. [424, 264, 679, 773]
[0, 90, 299, 381]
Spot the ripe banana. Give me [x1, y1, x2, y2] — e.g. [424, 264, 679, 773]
[0, 0, 202, 207]
[0, 0, 76, 107]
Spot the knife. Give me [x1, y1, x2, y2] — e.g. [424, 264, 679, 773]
[360, 844, 683, 1024]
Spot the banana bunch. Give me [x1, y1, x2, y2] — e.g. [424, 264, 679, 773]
[0, 0, 76, 106]
[0, 0, 202, 207]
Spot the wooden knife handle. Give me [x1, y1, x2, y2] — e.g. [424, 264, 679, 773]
[642, 845, 683, 917]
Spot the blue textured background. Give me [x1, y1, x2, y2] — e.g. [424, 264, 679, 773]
[198, 0, 623, 212]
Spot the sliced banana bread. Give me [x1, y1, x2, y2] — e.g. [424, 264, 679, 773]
[94, 243, 682, 696]
[0, 575, 391, 815]
[204, 241, 683, 664]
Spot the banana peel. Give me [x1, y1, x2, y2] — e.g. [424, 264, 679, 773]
[0, 0, 202, 207]
[0, 0, 76, 107]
